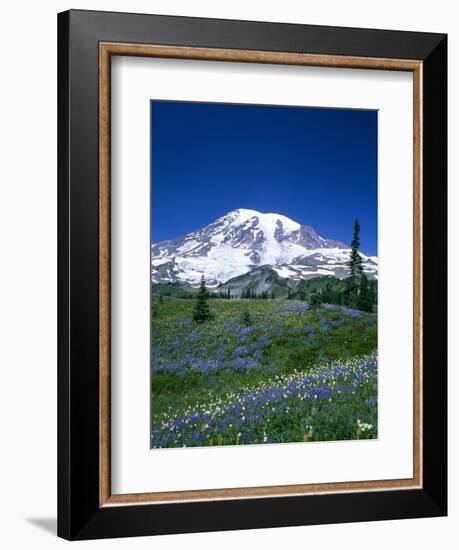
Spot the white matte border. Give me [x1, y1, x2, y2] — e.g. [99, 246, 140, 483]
[111, 56, 413, 495]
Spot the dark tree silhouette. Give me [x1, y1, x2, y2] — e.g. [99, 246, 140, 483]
[241, 310, 252, 326]
[349, 217, 364, 281]
[309, 290, 322, 309]
[345, 217, 364, 302]
[192, 275, 212, 323]
[357, 273, 373, 312]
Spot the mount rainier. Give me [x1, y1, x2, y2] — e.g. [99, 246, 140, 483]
[151, 209, 378, 288]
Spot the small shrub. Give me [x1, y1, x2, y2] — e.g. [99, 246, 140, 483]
[286, 347, 318, 371]
[271, 335, 291, 347]
[241, 310, 252, 326]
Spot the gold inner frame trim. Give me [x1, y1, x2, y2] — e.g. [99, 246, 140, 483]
[99, 42, 423, 507]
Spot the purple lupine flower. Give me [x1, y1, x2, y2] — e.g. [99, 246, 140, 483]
[234, 345, 249, 357]
[286, 302, 310, 313]
[240, 326, 257, 338]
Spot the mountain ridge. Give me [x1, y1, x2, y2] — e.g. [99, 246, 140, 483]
[151, 209, 378, 286]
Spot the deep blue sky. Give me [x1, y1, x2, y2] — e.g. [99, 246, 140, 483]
[151, 101, 377, 255]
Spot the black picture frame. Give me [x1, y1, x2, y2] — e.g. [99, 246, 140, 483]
[58, 9, 447, 540]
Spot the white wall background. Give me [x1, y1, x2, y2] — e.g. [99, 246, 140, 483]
[0, 1, 455, 548]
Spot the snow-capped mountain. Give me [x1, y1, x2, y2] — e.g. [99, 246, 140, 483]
[151, 209, 378, 286]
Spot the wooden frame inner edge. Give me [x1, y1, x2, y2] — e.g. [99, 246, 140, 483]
[99, 42, 423, 507]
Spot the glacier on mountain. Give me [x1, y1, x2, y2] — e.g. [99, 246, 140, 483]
[151, 209, 378, 286]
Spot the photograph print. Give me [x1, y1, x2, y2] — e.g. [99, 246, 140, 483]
[150, 100, 378, 449]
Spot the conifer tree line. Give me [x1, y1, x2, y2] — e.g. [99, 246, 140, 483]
[214, 288, 270, 299]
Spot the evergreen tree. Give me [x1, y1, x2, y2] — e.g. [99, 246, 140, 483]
[370, 280, 378, 306]
[349, 218, 363, 280]
[241, 310, 252, 326]
[357, 273, 373, 312]
[344, 217, 364, 305]
[321, 283, 332, 304]
[309, 290, 322, 309]
[334, 290, 343, 305]
[242, 287, 254, 299]
[192, 275, 212, 323]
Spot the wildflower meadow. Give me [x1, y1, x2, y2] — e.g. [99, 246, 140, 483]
[151, 297, 377, 448]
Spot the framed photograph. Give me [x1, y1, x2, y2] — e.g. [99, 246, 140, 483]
[58, 10, 447, 540]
